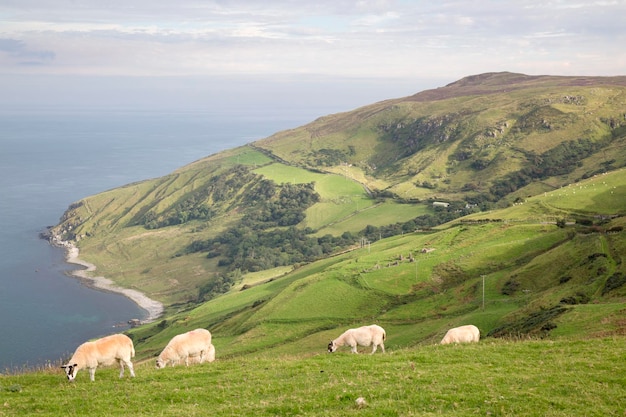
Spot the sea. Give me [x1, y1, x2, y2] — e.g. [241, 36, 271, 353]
[0, 107, 312, 371]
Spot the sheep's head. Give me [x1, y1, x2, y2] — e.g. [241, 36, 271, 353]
[61, 363, 79, 381]
[327, 341, 337, 353]
[155, 357, 167, 369]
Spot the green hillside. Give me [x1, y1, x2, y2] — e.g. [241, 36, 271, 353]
[124, 168, 625, 361]
[45, 72, 626, 359]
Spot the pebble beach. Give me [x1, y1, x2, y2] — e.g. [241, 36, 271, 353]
[64, 244, 164, 323]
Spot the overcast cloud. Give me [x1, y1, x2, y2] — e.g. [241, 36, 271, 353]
[1, 0, 625, 113]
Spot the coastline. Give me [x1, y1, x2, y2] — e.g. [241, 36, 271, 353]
[54, 239, 164, 323]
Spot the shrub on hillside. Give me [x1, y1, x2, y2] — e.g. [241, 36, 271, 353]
[602, 272, 626, 295]
[560, 292, 590, 305]
[488, 305, 567, 338]
[501, 277, 520, 295]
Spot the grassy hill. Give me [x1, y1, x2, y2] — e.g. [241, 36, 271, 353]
[255, 72, 626, 202]
[122, 168, 625, 363]
[44, 72, 626, 359]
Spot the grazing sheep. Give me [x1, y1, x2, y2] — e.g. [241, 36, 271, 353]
[328, 324, 386, 354]
[156, 328, 214, 368]
[174, 343, 215, 366]
[206, 342, 216, 363]
[440, 324, 480, 344]
[61, 333, 135, 382]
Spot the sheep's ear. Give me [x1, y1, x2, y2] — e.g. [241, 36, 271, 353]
[60, 365, 67, 369]
[72, 363, 78, 367]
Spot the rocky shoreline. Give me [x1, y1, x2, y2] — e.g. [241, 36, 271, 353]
[45, 230, 164, 324]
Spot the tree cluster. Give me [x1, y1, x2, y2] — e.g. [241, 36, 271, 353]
[306, 148, 349, 166]
[143, 197, 215, 229]
[602, 272, 626, 295]
[242, 182, 319, 228]
[197, 270, 241, 302]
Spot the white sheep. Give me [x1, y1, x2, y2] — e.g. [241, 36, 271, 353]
[206, 342, 216, 363]
[61, 333, 135, 382]
[174, 343, 215, 366]
[440, 324, 480, 344]
[156, 328, 214, 368]
[328, 324, 386, 354]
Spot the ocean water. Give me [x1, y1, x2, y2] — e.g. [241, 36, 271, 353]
[0, 108, 302, 370]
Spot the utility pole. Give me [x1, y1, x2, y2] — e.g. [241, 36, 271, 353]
[481, 275, 486, 311]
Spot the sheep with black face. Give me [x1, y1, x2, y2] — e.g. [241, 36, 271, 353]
[328, 324, 386, 354]
[61, 333, 135, 382]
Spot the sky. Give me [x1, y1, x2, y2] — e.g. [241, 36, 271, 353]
[1, 0, 625, 116]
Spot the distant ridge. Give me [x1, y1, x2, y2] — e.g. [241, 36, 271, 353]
[407, 71, 626, 102]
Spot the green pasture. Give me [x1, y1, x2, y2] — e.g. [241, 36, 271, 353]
[540, 173, 626, 215]
[553, 302, 626, 337]
[313, 201, 428, 236]
[306, 174, 377, 231]
[346, 222, 569, 296]
[466, 169, 626, 222]
[233, 266, 294, 290]
[312, 170, 369, 198]
[304, 194, 373, 231]
[226, 146, 274, 167]
[253, 275, 386, 322]
[2, 338, 623, 416]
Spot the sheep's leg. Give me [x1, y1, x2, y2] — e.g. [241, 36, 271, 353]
[184, 356, 189, 366]
[370, 344, 377, 354]
[380, 343, 385, 353]
[118, 360, 125, 378]
[89, 368, 96, 382]
[125, 359, 136, 377]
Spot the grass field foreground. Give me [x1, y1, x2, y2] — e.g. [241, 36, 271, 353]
[1, 338, 624, 416]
